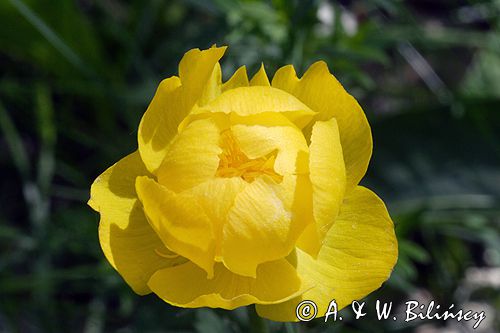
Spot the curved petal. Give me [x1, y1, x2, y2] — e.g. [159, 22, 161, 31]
[88, 151, 179, 294]
[270, 65, 299, 92]
[148, 259, 309, 309]
[198, 62, 222, 106]
[137, 76, 182, 174]
[156, 118, 222, 192]
[187, 177, 247, 257]
[186, 86, 315, 130]
[222, 175, 310, 278]
[202, 86, 313, 117]
[256, 186, 398, 321]
[222, 65, 249, 92]
[272, 62, 372, 190]
[135, 176, 216, 278]
[231, 120, 309, 175]
[296, 119, 346, 257]
[179, 46, 227, 105]
[138, 46, 226, 174]
[250, 63, 270, 86]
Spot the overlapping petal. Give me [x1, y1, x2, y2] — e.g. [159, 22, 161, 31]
[222, 175, 311, 278]
[138, 46, 226, 174]
[202, 86, 313, 117]
[88, 152, 180, 294]
[297, 118, 346, 257]
[222, 65, 249, 92]
[272, 62, 372, 190]
[156, 118, 222, 192]
[183, 86, 316, 130]
[230, 118, 309, 175]
[148, 258, 309, 309]
[187, 177, 247, 257]
[256, 186, 398, 321]
[135, 176, 216, 278]
[250, 63, 271, 86]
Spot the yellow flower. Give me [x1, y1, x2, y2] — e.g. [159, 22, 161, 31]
[88, 46, 398, 321]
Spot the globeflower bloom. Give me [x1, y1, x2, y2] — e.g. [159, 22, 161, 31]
[88, 46, 397, 321]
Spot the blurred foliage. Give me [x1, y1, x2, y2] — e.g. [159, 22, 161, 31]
[1, 0, 499, 332]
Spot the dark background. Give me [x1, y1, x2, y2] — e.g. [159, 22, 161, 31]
[1, 0, 499, 332]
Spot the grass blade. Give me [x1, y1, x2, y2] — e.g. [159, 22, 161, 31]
[0, 100, 30, 179]
[7, 0, 91, 76]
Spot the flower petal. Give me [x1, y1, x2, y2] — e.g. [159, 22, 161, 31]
[156, 118, 222, 192]
[148, 259, 308, 309]
[231, 120, 309, 175]
[222, 65, 249, 92]
[296, 118, 346, 257]
[250, 63, 271, 86]
[256, 186, 398, 321]
[187, 177, 247, 257]
[272, 62, 372, 190]
[88, 151, 178, 294]
[270, 65, 299, 92]
[185, 86, 315, 130]
[203, 86, 313, 117]
[178, 46, 227, 106]
[138, 46, 226, 174]
[137, 76, 181, 174]
[198, 62, 223, 106]
[222, 176, 310, 278]
[135, 176, 216, 278]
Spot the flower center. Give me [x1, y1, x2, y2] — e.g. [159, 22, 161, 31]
[216, 130, 282, 183]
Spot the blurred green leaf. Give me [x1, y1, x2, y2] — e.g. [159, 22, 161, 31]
[195, 309, 233, 333]
[0, 101, 30, 179]
[6, 0, 91, 75]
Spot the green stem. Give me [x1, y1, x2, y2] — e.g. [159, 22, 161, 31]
[247, 305, 269, 333]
